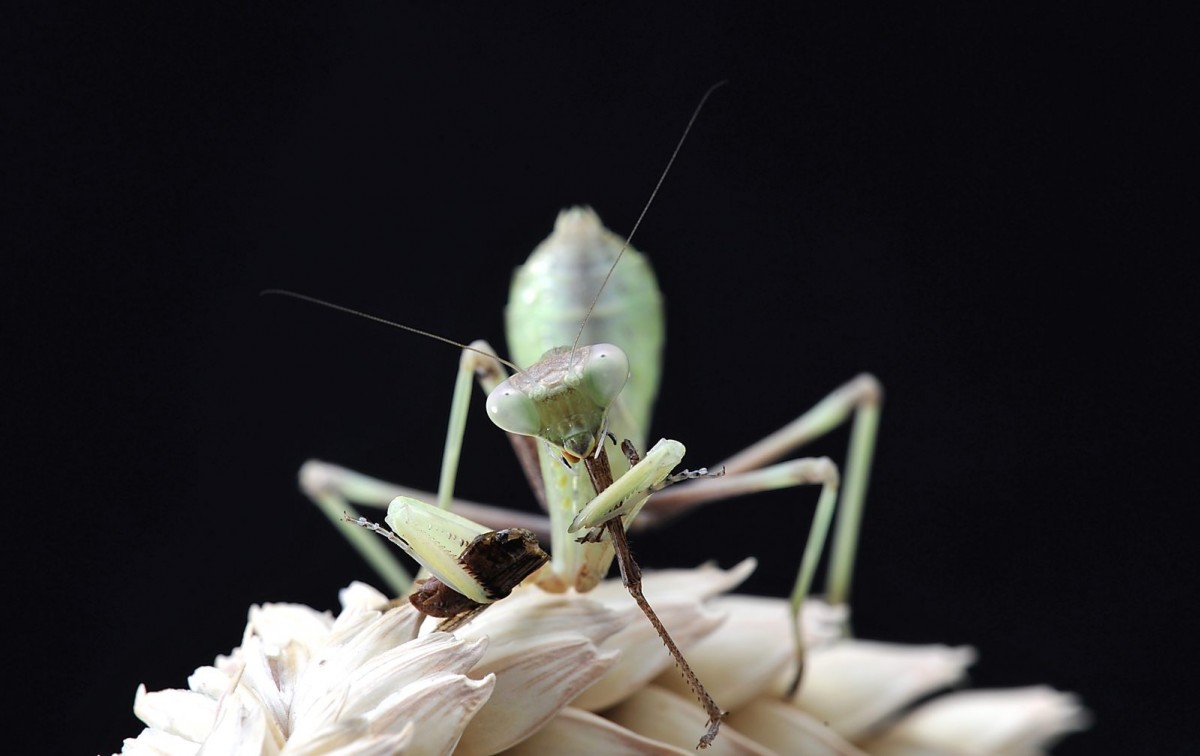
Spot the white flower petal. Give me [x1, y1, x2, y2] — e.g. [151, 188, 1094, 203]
[229, 636, 292, 739]
[326, 734, 416, 756]
[501, 707, 690, 755]
[365, 671, 495, 755]
[198, 696, 274, 756]
[132, 684, 218, 744]
[725, 697, 868, 756]
[320, 603, 427, 674]
[605, 685, 772, 755]
[122, 570, 1087, 755]
[456, 637, 620, 756]
[121, 729, 202, 755]
[300, 727, 413, 756]
[187, 665, 236, 700]
[292, 629, 487, 726]
[292, 672, 492, 755]
[246, 603, 333, 653]
[863, 685, 1091, 756]
[212, 650, 243, 678]
[327, 596, 423, 651]
[585, 558, 756, 605]
[653, 595, 797, 711]
[338, 581, 392, 613]
[455, 588, 627, 651]
[794, 640, 976, 740]
[570, 599, 725, 711]
[283, 716, 414, 756]
[346, 633, 487, 712]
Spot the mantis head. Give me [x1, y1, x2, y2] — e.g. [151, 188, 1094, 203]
[486, 343, 630, 462]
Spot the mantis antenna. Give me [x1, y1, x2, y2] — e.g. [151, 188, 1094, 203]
[260, 288, 523, 373]
[568, 79, 726, 356]
[263, 80, 725, 376]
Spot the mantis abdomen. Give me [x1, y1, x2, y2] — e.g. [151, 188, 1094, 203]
[505, 206, 664, 454]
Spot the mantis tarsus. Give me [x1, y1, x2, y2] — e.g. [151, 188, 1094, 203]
[280, 85, 883, 750]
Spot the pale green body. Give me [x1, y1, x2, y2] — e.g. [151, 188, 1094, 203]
[307, 205, 878, 643]
[506, 207, 663, 454]
[503, 207, 667, 590]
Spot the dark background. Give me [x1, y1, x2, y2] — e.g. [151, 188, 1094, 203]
[7, 4, 1185, 754]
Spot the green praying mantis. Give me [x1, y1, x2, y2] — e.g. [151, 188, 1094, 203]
[271, 85, 882, 750]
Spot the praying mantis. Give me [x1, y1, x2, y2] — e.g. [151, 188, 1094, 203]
[275, 85, 882, 749]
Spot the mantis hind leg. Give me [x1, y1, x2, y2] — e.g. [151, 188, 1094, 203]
[636, 374, 881, 692]
[640, 373, 881, 605]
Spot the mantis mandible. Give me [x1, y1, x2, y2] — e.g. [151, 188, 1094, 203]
[278, 83, 883, 749]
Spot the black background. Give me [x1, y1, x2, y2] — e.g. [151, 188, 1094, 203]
[7, 4, 1186, 754]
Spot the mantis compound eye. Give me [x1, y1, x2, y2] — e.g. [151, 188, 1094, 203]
[486, 379, 541, 437]
[578, 343, 629, 411]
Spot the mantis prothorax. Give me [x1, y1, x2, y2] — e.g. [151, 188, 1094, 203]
[278, 83, 883, 749]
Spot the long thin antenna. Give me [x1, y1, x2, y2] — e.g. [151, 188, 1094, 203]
[261, 289, 522, 372]
[569, 80, 726, 354]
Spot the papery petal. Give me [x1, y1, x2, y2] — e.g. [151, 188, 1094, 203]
[284, 717, 414, 756]
[124, 586, 497, 756]
[229, 636, 292, 737]
[456, 637, 619, 756]
[363, 672, 495, 755]
[862, 685, 1090, 756]
[605, 685, 772, 756]
[285, 685, 354, 752]
[794, 640, 976, 740]
[501, 707, 689, 756]
[132, 684, 218, 744]
[320, 603, 427, 675]
[187, 665, 236, 699]
[327, 595, 423, 650]
[120, 726, 202, 755]
[213, 650, 243, 678]
[266, 669, 489, 756]
[585, 559, 756, 605]
[289, 632, 489, 747]
[455, 588, 627, 652]
[246, 603, 333, 653]
[653, 595, 796, 710]
[344, 633, 488, 715]
[338, 581, 392, 613]
[570, 599, 725, 711]
[198, 697, 274, 756]
[725, 697, 867, 756]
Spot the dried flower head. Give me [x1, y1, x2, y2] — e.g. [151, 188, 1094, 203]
[119, 561, 1087, 755]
